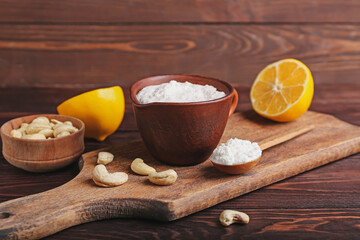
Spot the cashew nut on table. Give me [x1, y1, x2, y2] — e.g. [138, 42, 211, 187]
[219, 210, 250, 227]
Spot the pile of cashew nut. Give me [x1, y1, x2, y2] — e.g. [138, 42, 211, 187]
[92, 153, 178, 187]
[10, 116, 79, 140]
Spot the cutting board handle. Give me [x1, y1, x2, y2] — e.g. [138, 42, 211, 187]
[0, 182, 76, 238]
[0, 159, 173, 240]
[0, 170, 166, 239]
[0, 178, 105, 239]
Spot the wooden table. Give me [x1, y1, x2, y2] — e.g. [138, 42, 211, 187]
[0, 85, 359, 239]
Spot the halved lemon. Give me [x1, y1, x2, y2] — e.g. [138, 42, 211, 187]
[57, 86, 125, 141]
[250, 59, 314, 122]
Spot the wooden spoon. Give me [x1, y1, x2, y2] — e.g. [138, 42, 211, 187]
[211, 125, 315, 174]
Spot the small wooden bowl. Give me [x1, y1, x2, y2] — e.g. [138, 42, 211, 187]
[211, 157, 261, 174]
[1, 114, 85, 172]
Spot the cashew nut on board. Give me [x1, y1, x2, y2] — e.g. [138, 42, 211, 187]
[92, 164, 128, 187]
[131, 158, 156, 175]
[219, 210, 250, 227]
[148, 169, 178, 185]
[97, 152, 114, 165]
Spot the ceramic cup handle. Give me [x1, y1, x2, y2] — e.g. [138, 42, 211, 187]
[228, 89, 238, 118]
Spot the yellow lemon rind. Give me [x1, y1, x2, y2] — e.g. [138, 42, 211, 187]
[250, 59, 314, 122]
[57, 86, 125, 141]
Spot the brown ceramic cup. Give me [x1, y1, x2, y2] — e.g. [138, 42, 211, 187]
[130, 74, 238, 166]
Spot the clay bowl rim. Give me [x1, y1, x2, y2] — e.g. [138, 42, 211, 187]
[0, 114, 85, 143]
[130, 74, 236, 107]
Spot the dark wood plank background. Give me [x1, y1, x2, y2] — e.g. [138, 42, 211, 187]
[0, 1, 359, 239]
[1, 0, 360, 87]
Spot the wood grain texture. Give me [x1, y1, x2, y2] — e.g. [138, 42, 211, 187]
[0, 0, 360, 23]
[0, 111, 359, 239]
[1, 24, 360, 87]
[0, 86, 359, 239]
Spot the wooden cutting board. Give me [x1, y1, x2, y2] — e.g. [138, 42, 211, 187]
[1, 111, 360, 239]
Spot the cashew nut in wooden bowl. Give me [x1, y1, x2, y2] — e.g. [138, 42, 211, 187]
[0, 114, 85, 172]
